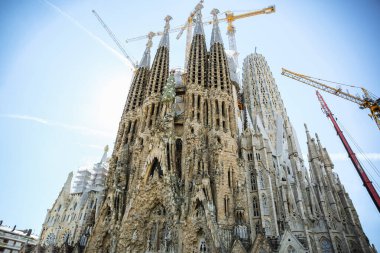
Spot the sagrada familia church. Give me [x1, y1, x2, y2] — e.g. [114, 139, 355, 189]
[34, 4, 377, 253]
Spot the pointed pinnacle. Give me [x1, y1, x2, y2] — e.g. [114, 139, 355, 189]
[193, 4, 204, 35]
[304, 123, 309, 133]
[159, 15, 172, 48]
[211, 8, 220, 22]
[315, 133, 321, 143]
[210, 8, 223, 45]
[304, 123, 311, 140]
[146, 32, 154, 49]
[164, 15, 173, 32]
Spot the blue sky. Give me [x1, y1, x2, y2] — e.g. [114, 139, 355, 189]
[1, 0, 379, 248]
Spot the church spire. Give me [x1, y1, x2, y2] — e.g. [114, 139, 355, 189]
[193, 5, 205, 36]
[146, 16, 171, 97]
[158, 15, 172, 48]
[124, 35, 153, 112]
[305, 123, 319, 161]
[208, 8, 231, 93]
[210, 8, 223, 45]
[186, 6, 208, 87]
[304, 123, 311, 140]
[315, 133, 334, 168]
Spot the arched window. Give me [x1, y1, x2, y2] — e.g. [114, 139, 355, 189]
[287, 246, 296, 253]
[175, 139, 182, 179]
[320, 237, 333, 253]
[349, 241, 360, 253]
[336, 238, 343, 253]
[199, 239, 207, 252]
[166, 143, 171, 171]
[309, 236, 318, 253]
[149, 158, 163, 178]
[195, 199, 205, 217]
[259, 171, 265, 189]
[251, 172, 257, 191]
[262, 194, 268, 214]
[262, 194, 267, 207]
[252, 197, 259, 216]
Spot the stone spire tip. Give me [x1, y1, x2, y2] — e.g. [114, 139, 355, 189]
[315, 133, 320, 142]
[304, 123, 311, 140]
[193, 4, 204, 36]
[210, 8, 223, 45]
[304, 123, 309, 132]
[158, 15, 172, 48]
[139, 32, 154, 68]
[100, 145, 108, 163]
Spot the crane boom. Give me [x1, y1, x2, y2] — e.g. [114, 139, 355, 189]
[126, 27, 183, 43]
[316, 91, 380, 212]
[92, 10, 137, 69]
[222, 5, 275, 55]
[222, 6, 275, 25]
[282, 68, 380, 130]
[282, 68, 363, 104]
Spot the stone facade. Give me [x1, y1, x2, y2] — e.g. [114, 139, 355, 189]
[61, 6, 373, 253]
[34, 147, 109, 253]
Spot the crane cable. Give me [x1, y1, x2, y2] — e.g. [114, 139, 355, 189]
[307, 75, 379, 101]
[335, 117, 380, 191]
[305, 75, 361, 89]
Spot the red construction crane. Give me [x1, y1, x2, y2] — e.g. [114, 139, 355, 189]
[316, 91, 380, 212]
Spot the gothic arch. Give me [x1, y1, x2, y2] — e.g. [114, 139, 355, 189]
[194, 198, 206, 218]
[145, 157, 163, 182]
[335, 237, 344, 253]
[309, 236, 318, 253]
[320, 237, 333, 253]
[349, 240, 361, 253]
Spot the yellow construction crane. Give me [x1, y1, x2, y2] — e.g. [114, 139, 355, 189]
[221, 5, 275, 64]
[281, 68, 380, 130]
[126, 5, 275, 68]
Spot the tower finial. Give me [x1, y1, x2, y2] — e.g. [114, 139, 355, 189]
[315, 133, 321, 143]
[304, 123, 311, 140]
[146, 32, 154, 49]
[304, 123, 309, 133]
[139, 32, 154, 68]
[315, 133, 323, 151]
[211, 8, 220, 23]
[164, 15, 172, 31]
[158, 15, 172, 48]
[210, 8, 223, 45]
[193, 4, 204, 35]
[100, 145, 109, 163]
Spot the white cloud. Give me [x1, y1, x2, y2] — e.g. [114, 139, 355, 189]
[1, 114, 113, 138]
[3, 114, 49, 124]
